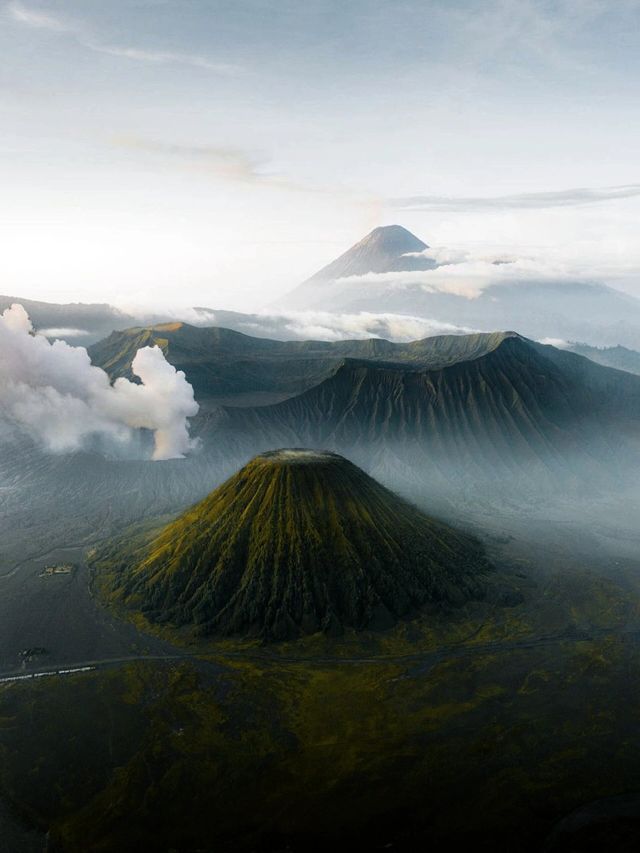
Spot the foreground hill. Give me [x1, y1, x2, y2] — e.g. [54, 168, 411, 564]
[96, 450, 487, 640]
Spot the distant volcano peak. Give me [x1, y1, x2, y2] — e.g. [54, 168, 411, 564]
[304, 224, 435, 284]
[359, 224, 428, 251]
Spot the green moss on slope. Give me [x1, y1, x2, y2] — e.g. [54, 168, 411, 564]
[98, 450, 488, 640]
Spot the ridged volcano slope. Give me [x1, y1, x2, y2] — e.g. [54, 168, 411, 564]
[207, 335, 640, 490]
[102, 450, 488, 640]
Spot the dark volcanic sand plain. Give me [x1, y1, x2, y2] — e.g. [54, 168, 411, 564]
[0, 545, 176, 675]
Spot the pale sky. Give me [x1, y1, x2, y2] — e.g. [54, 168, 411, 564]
[1, 0, 639, 310]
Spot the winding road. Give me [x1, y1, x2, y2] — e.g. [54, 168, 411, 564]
[1, 622, 637, 685]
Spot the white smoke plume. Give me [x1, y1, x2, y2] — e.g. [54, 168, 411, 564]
[0, 304, 198, 460]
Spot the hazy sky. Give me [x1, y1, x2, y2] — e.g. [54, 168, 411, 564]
[1, 0, 639, 310]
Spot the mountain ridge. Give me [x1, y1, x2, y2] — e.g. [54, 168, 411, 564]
[566, 341, 640, 375]
[200, 334, 640, 494]
[89, 323, 517, 406]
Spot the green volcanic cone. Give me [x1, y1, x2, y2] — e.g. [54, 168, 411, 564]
[104, 449, 489, 640]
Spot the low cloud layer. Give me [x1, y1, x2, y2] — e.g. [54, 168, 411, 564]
[390, 184, 640, 212]
[337, 249, 610, 300]
[0, 304, 198, 459]
[188, 308, 475, 341]
[39, 327, 92, 339]
[538, 337, 571, 349]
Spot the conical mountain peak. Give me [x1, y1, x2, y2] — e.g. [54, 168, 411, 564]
[101, 450, 488, 641]
[357, 224, 428, 252]
[305, 224, 434, 283]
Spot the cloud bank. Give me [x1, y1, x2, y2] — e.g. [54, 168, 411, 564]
[186, 307, 475, 341]
[39, 327, 92, 339]
[0, 304, 198, 459]
[336, 247, 617, 300]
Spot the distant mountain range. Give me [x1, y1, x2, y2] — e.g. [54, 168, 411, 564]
[6, 223, 640, 349]
[566, 342, 640, 375]
[5, 320, 640, 571]
[0, 293, 465, 345]
[194, 332, 640, 497]
[278, 225, 640, 348]
[0, 294, 136, 344]
[88, 324, 640, 503]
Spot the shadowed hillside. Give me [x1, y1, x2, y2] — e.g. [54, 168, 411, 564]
[203, 335, 640, 494]
[89, 322, 512, 406]
[92, 326, 640, 491]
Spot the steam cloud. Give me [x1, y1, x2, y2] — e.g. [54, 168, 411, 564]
[0, 304, 198, 460]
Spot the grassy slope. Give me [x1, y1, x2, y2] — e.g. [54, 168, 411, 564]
[96, 452, 489, 641]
